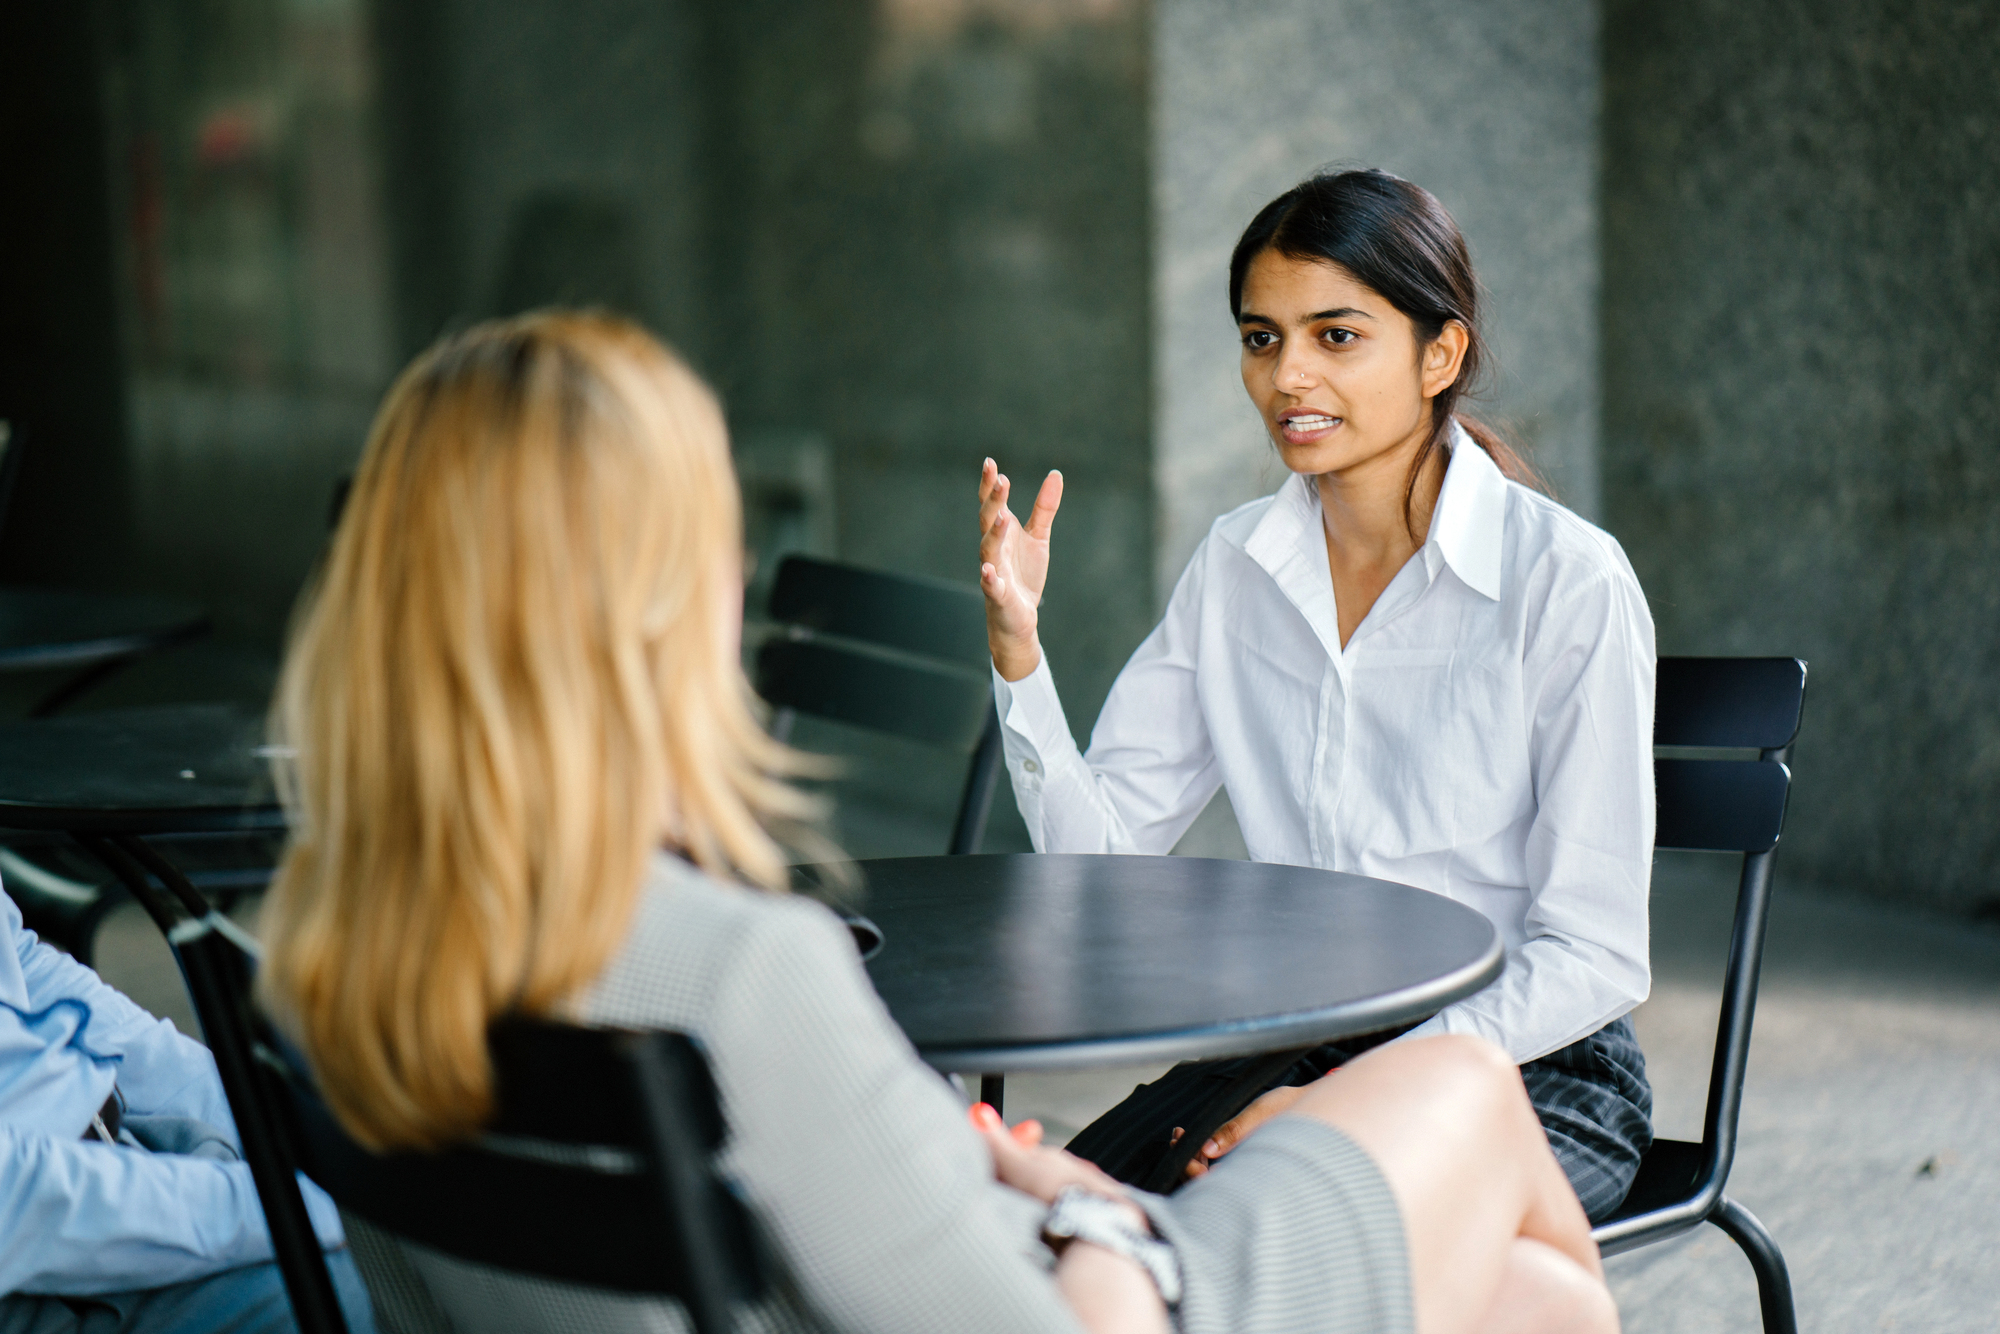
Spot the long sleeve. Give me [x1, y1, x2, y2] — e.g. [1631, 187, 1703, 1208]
[12, 904, 235, 1132]
[0, 1127, 344, 1296]
[696, 898, 1082, 1334]
[0, 890, 345, 1296]
[1398, 567, 1656, 1062]
[997, 544, 1222, 854]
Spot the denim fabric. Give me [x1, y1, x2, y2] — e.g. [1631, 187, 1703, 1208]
[0, 1250, 376, 1334]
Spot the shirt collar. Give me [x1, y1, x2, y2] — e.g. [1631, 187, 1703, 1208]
[1235, 422, 1509, 655]
[1426, 421, 1507, 602]
[1240, 473, 1344, 665]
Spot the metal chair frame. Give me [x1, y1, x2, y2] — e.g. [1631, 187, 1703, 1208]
[82, 835, 757, 1334]
[1590, 656, 1808, 1334]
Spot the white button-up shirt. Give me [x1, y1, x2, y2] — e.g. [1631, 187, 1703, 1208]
[994, 435, 1655, 1064]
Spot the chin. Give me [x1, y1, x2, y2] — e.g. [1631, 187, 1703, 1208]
[1273, 439, 1344, 475]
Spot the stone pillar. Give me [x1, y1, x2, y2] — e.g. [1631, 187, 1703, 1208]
[1151, 0, 1603, 594]
[1602, 0, 2000, 914]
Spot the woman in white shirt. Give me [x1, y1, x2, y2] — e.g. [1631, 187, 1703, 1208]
[977, 169, 1655, 1222]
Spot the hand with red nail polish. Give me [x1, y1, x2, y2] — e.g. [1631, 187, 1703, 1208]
[971, 1101, 1135, 1216]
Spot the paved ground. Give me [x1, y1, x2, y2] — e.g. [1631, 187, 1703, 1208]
[91, 852, 2000, 1332]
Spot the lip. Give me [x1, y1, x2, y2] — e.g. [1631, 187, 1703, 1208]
[1276, 408, 1343, 445]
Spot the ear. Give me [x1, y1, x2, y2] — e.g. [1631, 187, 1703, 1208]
[1420, 320, 1471, 401]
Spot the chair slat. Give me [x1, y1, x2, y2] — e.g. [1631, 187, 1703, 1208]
[757, 637, 991, 752]
[1655, 758, 1790, 853]
[273, 1024, 760, 1301]
[1655, 658, 1806, 750]
[1600, 1138, 1705, 1228]
[767, 556, 988, 668]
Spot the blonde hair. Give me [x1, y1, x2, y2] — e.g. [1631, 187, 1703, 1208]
[260, 311, 818, 1150]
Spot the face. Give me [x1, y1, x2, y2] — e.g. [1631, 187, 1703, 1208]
[1237, 250, 1466, 479]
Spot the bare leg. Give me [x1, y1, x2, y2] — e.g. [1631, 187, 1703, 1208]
[1474, 1238, 1620, 1334]
[1285, 1035, 1618, 1334]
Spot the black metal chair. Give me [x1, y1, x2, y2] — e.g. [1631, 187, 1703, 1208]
[755, 554, 1002, 858]
[1591, 656, 1807, 1334]
[83, 836, 761, 1334]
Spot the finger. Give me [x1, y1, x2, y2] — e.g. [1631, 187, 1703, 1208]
[1025, 470, 1064, 540]
[1169, 1127, 1184, 1145]
[978, 462, 1005, 532]
[1011, 1119, 1045, 1147]
[1183, 1157, 1208, 1180]
[981, 510, 1019, 576]
[980, 563, 1010, 606]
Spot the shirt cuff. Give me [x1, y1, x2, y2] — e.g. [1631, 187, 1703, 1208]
[992, 657, 1079, 766]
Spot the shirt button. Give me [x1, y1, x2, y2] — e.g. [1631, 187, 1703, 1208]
[1022, 759, 1040, 774]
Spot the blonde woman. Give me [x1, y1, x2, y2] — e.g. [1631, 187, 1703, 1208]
[259, 312, 1618, 1334]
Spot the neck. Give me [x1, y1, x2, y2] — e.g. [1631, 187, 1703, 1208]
[1314, 424, 1447, 565]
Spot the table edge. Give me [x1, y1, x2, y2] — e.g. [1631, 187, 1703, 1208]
[0, 619, 210, 672]
[0, 804, 287, 835]
[913, 924, 1505, 1074]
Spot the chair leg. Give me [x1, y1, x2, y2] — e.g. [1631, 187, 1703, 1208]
[1709, 1195, 1797, 1334]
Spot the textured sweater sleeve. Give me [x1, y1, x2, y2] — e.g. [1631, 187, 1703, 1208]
[682, 895, 1082, 1334]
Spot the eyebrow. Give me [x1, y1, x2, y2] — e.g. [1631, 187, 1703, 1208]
[1237, 307, 1375, 326]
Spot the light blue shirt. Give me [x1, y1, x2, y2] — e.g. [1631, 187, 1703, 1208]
[0, 884, 343, 1297]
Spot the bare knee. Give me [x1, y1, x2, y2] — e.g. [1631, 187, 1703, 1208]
[1477, 1238, 1620, 1334]
[1335, 1035, 1530, 1130]
[1288, 1035, 1543, 1203]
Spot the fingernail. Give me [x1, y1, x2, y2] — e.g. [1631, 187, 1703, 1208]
[1202, 1140, 1220, 1157]
[970, 1103, 1003, 1130]
[1011, 1119, 1042, 1142]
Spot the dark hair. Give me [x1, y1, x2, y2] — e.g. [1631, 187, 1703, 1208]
[1228, 168, 1545, 534]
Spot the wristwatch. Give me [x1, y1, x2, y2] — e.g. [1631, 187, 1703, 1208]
[1042, 1186, 1184, 1307]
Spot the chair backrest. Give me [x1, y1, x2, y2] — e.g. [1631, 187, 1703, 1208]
[756, 555, 1002, 854]
[265, 1019, 761, 1331]
[1651, 657, 1806, 1191]
[89, 833, 760, 1334]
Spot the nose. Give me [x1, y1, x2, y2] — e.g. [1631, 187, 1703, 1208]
[1272, 342, 1314, 393]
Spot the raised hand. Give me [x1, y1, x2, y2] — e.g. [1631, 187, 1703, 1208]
[978, 458, 1063, 681]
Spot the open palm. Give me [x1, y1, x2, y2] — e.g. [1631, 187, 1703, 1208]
[978, 459, 1063, 678]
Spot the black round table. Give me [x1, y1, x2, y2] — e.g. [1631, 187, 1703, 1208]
[835, 853, 1502, 1073]
[0, 703, 281, 834]
[0, 588, 210, 715]
[0, 703, 283, 959]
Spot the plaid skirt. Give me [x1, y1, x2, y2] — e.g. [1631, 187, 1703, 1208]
[1067, 1016, 1652, 1223]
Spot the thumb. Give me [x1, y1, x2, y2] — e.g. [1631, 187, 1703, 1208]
[1026, 470, 1064, 540]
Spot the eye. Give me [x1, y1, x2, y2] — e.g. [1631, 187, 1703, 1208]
[1322, 327, 1358, 346]
[1240, 330, 1277, 351]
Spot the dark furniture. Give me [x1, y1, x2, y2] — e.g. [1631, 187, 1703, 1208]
[0, 587, 210, 715]
[92, 849, 759, 1334]
[755, 555, 1002, 857]
[824, 852, 1504, 1188]
[0, 704, 281, 960]
[1591, 656, 1807, 1334]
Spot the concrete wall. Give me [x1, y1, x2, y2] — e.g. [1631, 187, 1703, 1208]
[368, 0, 1155, 854]
[1602, 0, 2000, 916]
[699, 0, 1154, 851]
[1152, 0, 1603, 591]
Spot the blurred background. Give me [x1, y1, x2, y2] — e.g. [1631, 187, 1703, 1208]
[6, 0, 1996, 909]
[0, 1, 1995, 1326]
